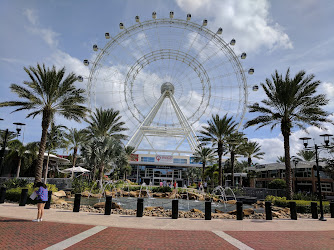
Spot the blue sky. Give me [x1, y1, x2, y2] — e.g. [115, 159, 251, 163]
[0, 0, 333, 163]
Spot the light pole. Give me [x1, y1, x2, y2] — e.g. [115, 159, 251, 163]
[0, 119, 26, 176]
[292, 158, 299, 192]
[299, 134, 333, 221]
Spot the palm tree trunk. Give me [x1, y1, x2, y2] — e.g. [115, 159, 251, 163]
[92, 165, 97, 181]
[71, 147, 78, 179]
[218, 142, 223, 186]
[16, 157, 22, 178]
[43, 151, 50, 184]
[99, 164, 105, 187]
[35, 111, 51, 183]
[283, 129, 293, 199]
[248, 157, 251, 167]
[202, 162, 206, 181]
[231, 151, 235, 186]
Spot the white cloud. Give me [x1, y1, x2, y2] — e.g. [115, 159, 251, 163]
[23, 8, 60, 48]
[175, 0, 293, 53]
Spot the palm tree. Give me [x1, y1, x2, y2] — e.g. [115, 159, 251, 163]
[0, 64, 88, 183]
[44, 123, 67, 183]
[204, 164, 219, 189]
[199, 114, 237, 186]
[241, 141, 265, 167]
[192, 145, 216, 180]
[64, 128, 86, 178]
[296, 149, 315, 161]
[276, 156, 285, 163]
[244, 68, 332, 199]
[225, 132, 247, 186]
[84, 107, 128, 139]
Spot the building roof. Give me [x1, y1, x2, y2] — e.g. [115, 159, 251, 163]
[248, 161, 325, 172]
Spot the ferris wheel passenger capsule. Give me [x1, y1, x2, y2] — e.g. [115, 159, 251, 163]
[230, 39, 236, 45]
[93, 45, 98, 51]
[187, 14, 191, 20]
[152, 11, 157, 19]
[253, 103, 259, 107]
[77, 76, 83, 82]
[83, 59, 89, 66]
[105, 33, 110, 39]
[203, 19, 208, 26]
[119, 23, 124, 29]
[252, 85, 259, 91]
[217, 27, 223, 34]
[170, 11, 174, 18]
[135, 16, 140, 22]
[248, 68, 254, 75]
[241, 53, 247, 59]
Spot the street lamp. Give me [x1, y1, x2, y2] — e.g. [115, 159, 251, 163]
[0, 119, 26, 176]
[299, 134, 333, 221]
[292, 158, 299, 192]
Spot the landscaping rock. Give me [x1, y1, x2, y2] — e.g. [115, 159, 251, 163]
[226, 200, 236, 204]
[243, 208, 255, 216]
[190, 208, 203, 213]
[81, 191, 90, 197]
[53, 190, 66, 197]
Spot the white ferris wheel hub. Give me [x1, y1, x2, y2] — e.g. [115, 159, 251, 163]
[161, 82, 175, 95]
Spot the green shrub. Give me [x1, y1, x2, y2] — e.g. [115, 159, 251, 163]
[1, 178, 29, 189]
[72, 178, 93, 193]
[268, 179, 286, 189]
[151, 186, 172, 193]
[292, 192, 318, 201]
[265, 195, 330, 213]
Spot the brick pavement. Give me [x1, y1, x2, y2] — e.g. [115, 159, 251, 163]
[1, 216, 334, 249]
[67, 227, 237, 250]
[0, 217, 93, 249]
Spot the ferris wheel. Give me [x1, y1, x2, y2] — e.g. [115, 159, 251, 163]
[80, 11, 255, 154]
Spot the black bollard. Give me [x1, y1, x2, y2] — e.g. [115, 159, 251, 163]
[205, 201, 211, 220]
[19, 189, 28, 206]
[265, 201, 272, 220]
[290, 201, 297, 220]
[0, 187, 6, 204]
[73, 193, 81, 212]
[330, 202, 334, 218]
[236, 201, 243, 220]
[44, 191, 52, 209]
[172, 199, 178, 219]
[136, 198, 144, 217]
[104, 196, 112, 215]
[311, 202, 318, 219]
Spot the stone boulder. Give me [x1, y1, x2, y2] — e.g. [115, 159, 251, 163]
[168, 189, 178, 199]
[226, 200, 236, 204]
[54, 199, 67, 205]
[129, 191, 137, 197]
[93, 202, 121, 209]
[53, 190, 66, 197]
[81, 191, 90, 197]
[51, 194, 59, 202]
[190, 208, 203, 213]
[90, 193, 103, 198]
[153, 192, 164, 198]
[243, 208, 255, 216]
[215, 209, 224, 213]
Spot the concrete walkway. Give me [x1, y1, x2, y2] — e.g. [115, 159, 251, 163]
[1, 203, 333, 231]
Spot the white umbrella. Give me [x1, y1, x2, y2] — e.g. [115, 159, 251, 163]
[60, 166, 90, 173]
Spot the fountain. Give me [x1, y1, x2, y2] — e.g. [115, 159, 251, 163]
[210, 186, 237, 210]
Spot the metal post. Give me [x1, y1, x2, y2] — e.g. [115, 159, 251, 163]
[330, 202, 334, 218]
[73, 193, 81, 212]
[136, 198, 144, 217]
[172, 199, 178, 219]
[0, 187, 6, 203]
[315, 145, 326, 221]
[236, 201, 243, 220]
[19, 188, 28, 206]
[44, 191, 52, 209]
[265, 201, 272, 220]
[0, 129, 9, 176]
[290, 201, 297, 220]
[205, 201, 211, 220]
[105, 196, 112, 215]
[311, 202, 318, 219]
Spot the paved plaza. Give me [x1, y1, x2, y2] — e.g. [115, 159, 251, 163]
[0, 203, 333, 249]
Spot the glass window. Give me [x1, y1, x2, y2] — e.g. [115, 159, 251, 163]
[173, 158, 187, 164]
[141, 157, 155, 162]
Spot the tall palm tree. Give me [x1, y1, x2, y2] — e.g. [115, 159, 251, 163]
[44, 123, 67, 183]
[244, 69, 332, 199]
[84, 107, 128, 139]
[296, 149, 315, 161]
[192, 145, 216, 180]
[225, 132, 247, 186]
[64, 128, 86, 177]
[199, 114, 237, 186]
[241, 141, 265, 167]
[0, 64, 88, 183]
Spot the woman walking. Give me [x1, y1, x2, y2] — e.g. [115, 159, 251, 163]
[32, 182, 48, 222]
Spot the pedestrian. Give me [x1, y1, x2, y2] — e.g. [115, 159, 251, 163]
[204, 182, 207, 192]
[160, 181, 163, 187]
[32, 182, 48, 222]
[173, 181, 177, 189]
